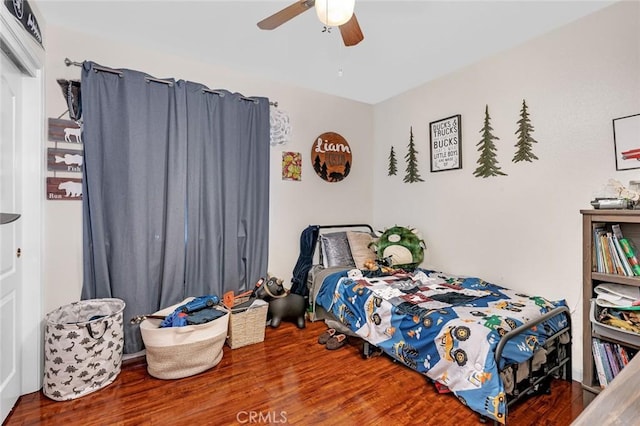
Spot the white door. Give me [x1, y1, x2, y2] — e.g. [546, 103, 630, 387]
[0, 50, 23, 422]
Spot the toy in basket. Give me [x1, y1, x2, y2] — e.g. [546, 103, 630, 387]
[139, 297, 228, 380]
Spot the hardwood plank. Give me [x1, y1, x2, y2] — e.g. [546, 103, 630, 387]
[6, 320, 584, 425]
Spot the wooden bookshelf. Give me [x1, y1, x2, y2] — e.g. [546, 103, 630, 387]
[581, 209, 640, 405]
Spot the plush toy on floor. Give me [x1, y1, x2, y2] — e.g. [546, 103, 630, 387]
[254, 277, 306, 329]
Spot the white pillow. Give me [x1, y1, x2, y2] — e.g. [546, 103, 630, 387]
[346, 231, 377, 270]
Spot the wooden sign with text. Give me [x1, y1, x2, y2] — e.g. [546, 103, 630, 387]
[47, 177, 82, 200]
[310, 132, 352, 182]
[47, 148, 83, 172]
[48, 118, 82, 143]
[430, 115, 462, 172]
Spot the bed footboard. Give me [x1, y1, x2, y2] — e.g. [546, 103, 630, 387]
[492, 305, 572, 424]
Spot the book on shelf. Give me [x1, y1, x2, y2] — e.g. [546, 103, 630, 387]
[594, 226, 604, 272]
[592, 338, 637, 388]
[617, 344, 630, 366]
[603, 341, 621, 377]
[620, 344, 637, 366]
[592, 338, 608, 388]
[599, 341, 615, 384]
[613, 343, 628, 368]
[612, 224, 640, 276]
[599, 231, 614, 274]
[606, 233, 626, 276]
[593, 224, 640, 276]
[612, 233, 634, 276]
[592, 227, 604, 272]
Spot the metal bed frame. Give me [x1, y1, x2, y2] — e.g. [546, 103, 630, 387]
[488, 305, 572, 424]
[310, 223, 572, 425]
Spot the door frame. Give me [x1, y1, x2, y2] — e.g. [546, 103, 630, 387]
[1, 7, 45, 394]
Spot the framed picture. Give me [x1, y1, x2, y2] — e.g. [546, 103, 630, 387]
[430, 114, 462, 172]
[614, 113, 640, 171]
[282, 151, 302, 181]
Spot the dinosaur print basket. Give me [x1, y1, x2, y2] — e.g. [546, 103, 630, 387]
[43, 298, 125, 401]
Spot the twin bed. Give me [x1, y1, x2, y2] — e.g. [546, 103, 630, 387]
[304, 225, 572, 424]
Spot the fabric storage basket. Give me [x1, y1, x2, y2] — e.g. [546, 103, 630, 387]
[226, 298, 268, 349]
[43, 298, 126, 401]
[140, 298, 229, 380]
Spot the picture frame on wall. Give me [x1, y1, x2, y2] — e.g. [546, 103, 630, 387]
[430, 114, 462, 172]
[613, 113, 640, 171]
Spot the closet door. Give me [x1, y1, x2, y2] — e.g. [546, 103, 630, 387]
[0, 50, 24, 422]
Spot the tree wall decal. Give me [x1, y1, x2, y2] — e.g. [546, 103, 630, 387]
[388, 146, 398, 176]
[473, 105, 507, 178]
[404, 127, 424, 183]
[513, 99, 539, 163]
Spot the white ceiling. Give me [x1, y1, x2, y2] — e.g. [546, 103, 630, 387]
[36, 0, 615, 104]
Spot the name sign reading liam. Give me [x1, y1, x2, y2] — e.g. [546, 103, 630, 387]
[311, 132, 352, 182]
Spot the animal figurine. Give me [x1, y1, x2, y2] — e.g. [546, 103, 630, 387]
[254, 277, 287, 300]
[267, 294, 306, 329]
[254, 277, 306, 329]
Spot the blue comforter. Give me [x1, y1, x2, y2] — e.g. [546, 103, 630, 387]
[315, 268, 569, 423]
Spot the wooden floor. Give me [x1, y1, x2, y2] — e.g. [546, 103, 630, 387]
[6, 320, 584, 425]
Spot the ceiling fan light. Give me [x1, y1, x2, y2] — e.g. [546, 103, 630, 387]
[315, 0, 355, 27]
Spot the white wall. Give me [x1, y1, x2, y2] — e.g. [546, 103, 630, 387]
[43, 27, 373, 312]
[372, 1, 640, 380]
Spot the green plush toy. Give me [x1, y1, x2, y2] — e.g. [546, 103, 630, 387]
[370, 226, 426, 270]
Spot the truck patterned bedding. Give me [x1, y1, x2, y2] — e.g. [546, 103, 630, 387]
[314, 268, 570, 423]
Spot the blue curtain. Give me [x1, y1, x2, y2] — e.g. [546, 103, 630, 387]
[184, 82, 270, 297]
[81, 62, 269, 353]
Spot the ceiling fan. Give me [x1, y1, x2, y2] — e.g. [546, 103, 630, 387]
[257, 0, 364, 47]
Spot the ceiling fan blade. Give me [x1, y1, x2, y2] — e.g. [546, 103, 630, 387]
[257, 0, 315, 30]
[339, 13, 364, 47]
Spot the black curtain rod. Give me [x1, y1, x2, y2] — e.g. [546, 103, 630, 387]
[64, 58, 278, 107]
[317, 224, 374, 233]
[64, 58, 123, 77]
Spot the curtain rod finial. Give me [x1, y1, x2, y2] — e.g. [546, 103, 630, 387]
[64, 58, 83, 67]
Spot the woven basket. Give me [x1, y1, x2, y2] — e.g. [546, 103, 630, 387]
[140, 298, 229, 380]
[226, 297, 268, 349]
